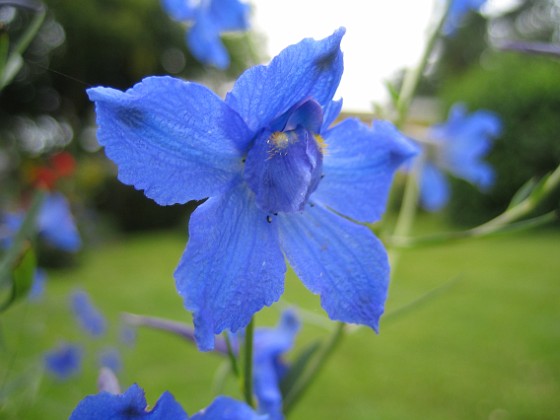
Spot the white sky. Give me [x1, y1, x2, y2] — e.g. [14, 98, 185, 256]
[250, 0, 517, 113]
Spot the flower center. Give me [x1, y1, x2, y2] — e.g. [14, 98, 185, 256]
[244, 126, 325, 214]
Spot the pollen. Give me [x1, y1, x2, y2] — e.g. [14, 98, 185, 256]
[314, 134, 328, 155]
[267, 131, 296, 159]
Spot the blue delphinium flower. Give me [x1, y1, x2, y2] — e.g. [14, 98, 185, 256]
[71, 289, 107, 337]
[418, 103, 502, 211]
[70, 382, 263, 419]
[0, 192, 81, 252]
[37, 192, 82, 252]
[70, 383, 188, 420]
[161, 0, 250, 69]
[253, 309, 299, 419]
[444, 0, 487, 34]
[87, 28, 418, 351]
[98, 346, 123, 373]
[44, 342, 83, 380]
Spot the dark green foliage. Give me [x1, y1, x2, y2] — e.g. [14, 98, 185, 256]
[441, 52, 560, 225]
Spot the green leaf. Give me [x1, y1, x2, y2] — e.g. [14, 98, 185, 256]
[384, 80, 400, 106]
[507, 177, 538, 210]
[0, 246, 36, 313]
[0, 33, 9, 80]
[279, 340, 321, 398]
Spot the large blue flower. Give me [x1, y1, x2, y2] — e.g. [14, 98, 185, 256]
[418, 103, 502, 211]
[444, 0, 487, 34]
[87, 29, 418, 351]
[70, 383, 263, 419]
[161, 0, 250, 69]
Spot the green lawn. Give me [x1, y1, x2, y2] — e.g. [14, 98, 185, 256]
[1, 220, 559, 419]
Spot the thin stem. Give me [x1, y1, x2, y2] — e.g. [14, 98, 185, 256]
[395, 0, 450, 128]
[0, 189, 45, 289]
[283, 322, 345, 414]
[224, 333, 240, 378]
[242, 317, 255, 407]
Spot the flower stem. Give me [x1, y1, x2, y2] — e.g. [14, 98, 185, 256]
[224, 333, 240, 378]
[242, 317, 255, 407]
[0, 189, 45, 290]
[283, 322, 345, 414]
[395, 0, 450, 129]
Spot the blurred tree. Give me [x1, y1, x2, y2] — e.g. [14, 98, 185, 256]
[0, 0, 262, 231]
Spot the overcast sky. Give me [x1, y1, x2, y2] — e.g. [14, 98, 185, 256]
[250, 0, 518, 112]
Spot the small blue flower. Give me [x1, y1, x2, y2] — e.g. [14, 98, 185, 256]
[70, 383, 263, 419]
[87, 29, 418, 351]
[71, 289, 107, 337]
[37, 192, 82, 252]
[44, 342, 83, 380]
[253, 309, 299, 419]
[161, 0, 250, 69]
[191, 396, 265, 419]
[70, 383, 188, 420]
[98, 346, 123, 373]
[444, 0, 487, 34]
[418, 103, 502, 211]
[28, 268, 47, 301]
[0, 193, 81, 252]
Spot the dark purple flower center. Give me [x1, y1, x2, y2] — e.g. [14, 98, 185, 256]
[243, 99, 326, 214]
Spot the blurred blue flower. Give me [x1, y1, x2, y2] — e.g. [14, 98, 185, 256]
[444, 0, 487, 34]
[253, 309, 299, 419]
[71, 289, 107, 337]
[70, 383, 263, 419]
[418, 104, 502, 211]
[87, 28, 418, 351]
[37, 192, 82, 252]
[44, 342, 83, 380]
[98, 346, 123, 373]
[70, 383, 188, 420]
[28, 268, 47, 301]
[161, 0, 250, 69]
[0, 192, 81, 252]
[191, 396, 265, 419]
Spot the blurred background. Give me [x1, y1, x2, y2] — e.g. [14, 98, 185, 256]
[0, 0, 559, 418]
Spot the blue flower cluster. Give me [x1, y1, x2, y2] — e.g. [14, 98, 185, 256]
[87, 28, 417, 352]
[418, 103, 502, 211]
[161, 0, 250, 69]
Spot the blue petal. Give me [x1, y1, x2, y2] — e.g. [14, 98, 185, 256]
[44, 342, 82, 380]
[225, 28, 345, 134]
[161, 0, 196, 21]
[244, 128, 323, 214]
[70, 384, 188, 420]
[419, 162, 450, 212]
[187, 14, 230, 69]
[38, 193, 81, 252]
[321, 99, 343, 131]
[209, 0, 250, 31]
[278, 205, 389, 331]
[98, 347, 122, 373]
[175, 179, 286, 351]
[71, 290, 107, 337]
[87, 76, 251, 205]
[253, 310, 300, 419]
[312, 119, 418, 223]
[191, 396, 265, 420]
[28, 269, 46, 301]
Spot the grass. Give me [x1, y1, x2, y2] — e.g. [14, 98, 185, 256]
[1, 217, 559, 419]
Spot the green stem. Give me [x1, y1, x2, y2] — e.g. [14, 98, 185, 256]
[242, 317, 255, 407]
[395, 0, 450, 129]
[283, 322, 345, 414]
[224, 333, 240, 378]
[0, 190, 45, 289]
